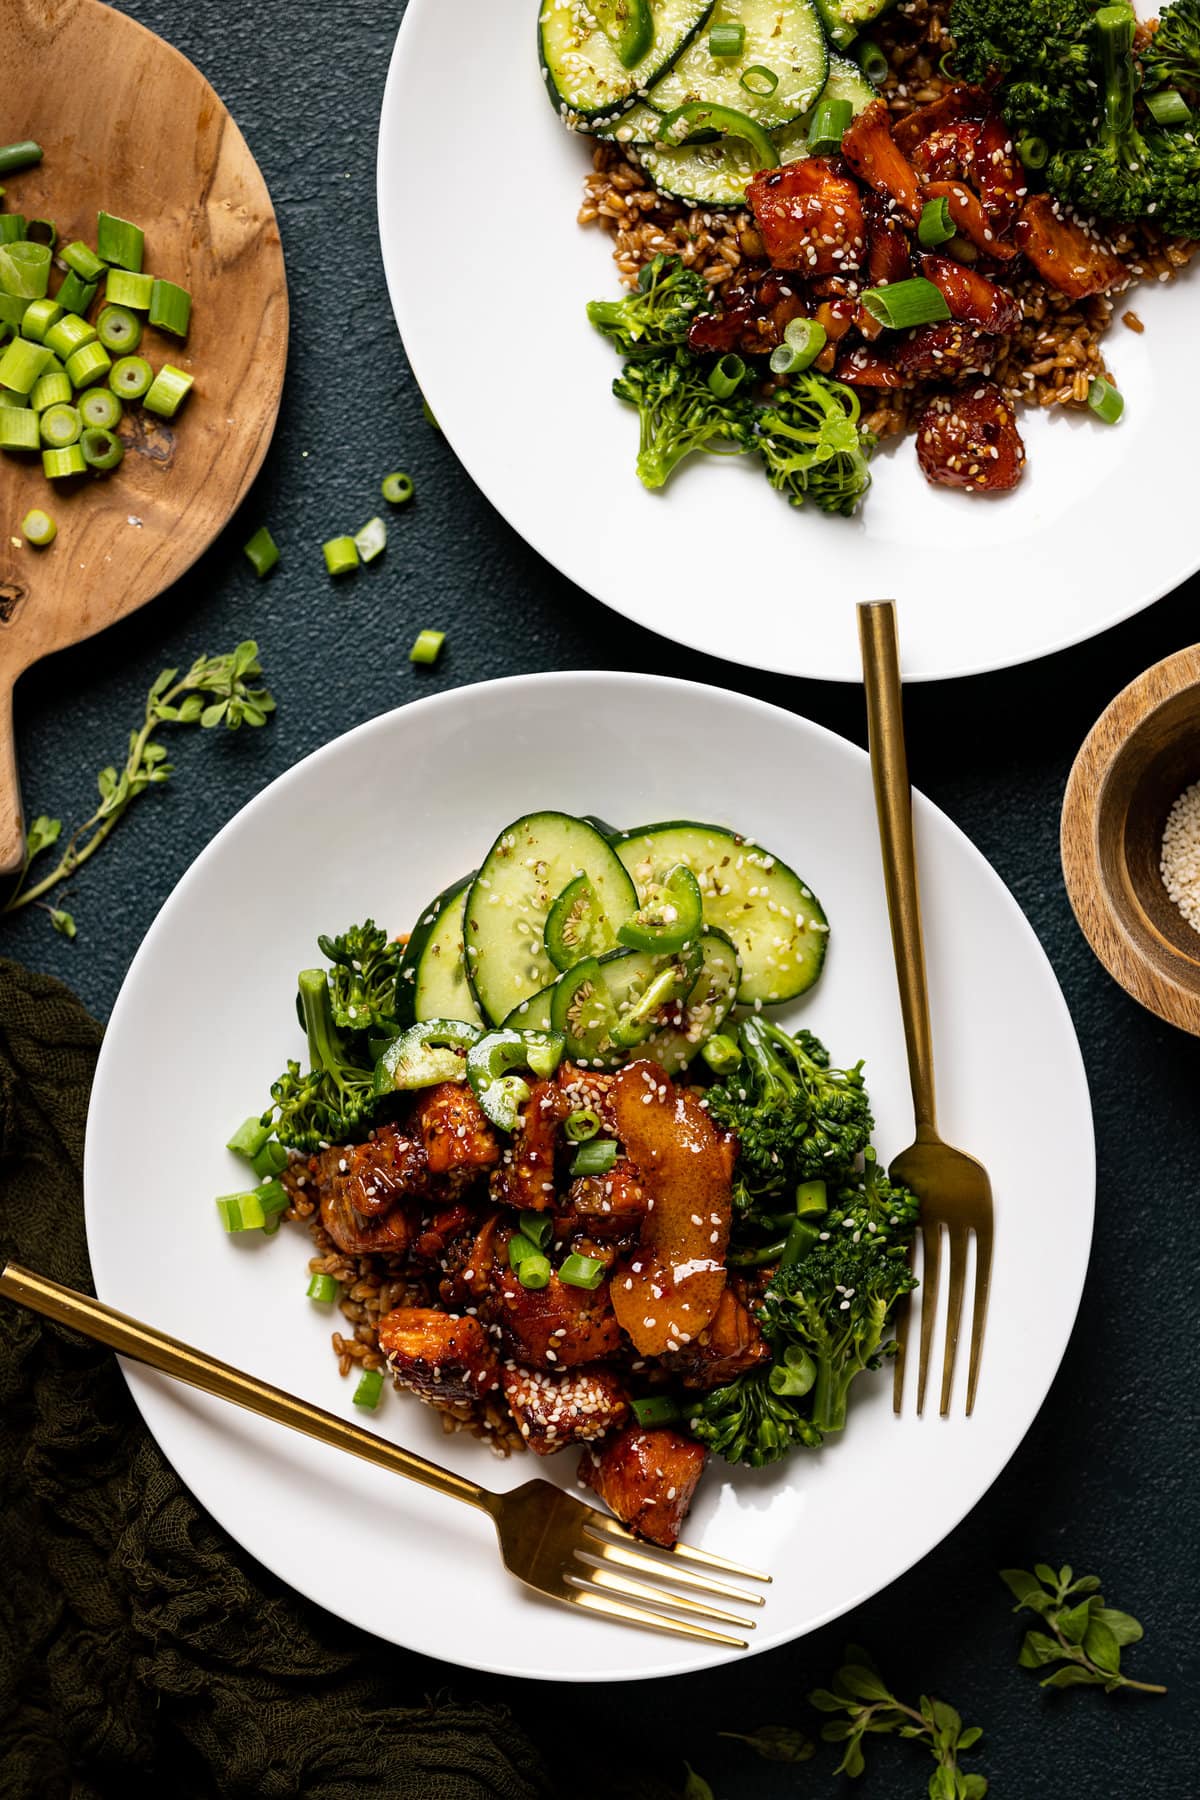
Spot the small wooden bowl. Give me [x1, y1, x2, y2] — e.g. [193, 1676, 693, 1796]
[1062, 644, 1200, 1035]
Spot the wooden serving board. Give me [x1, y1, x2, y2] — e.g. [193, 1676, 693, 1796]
[0, 0, 288, 872]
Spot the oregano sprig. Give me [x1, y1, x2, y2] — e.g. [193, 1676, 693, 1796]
[718, 1724, 815, 1764]
[1, 641, 275, 937]
[1000, 1564, 1166, 1695]
[809, 1645, 988, 1799]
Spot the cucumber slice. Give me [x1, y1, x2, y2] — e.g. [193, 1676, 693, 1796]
[814, 0, 896, 52]
[647, 0, 827, 133]
[771, 50, 877, 159]
[539, 0, 713, 128]
[464, 811, 639, 1025]
[396, 875, 482, 1028]
[615, 821, 828, 1004]
[503, 985, 556, 1033]
[594, 99, 664, 144]
[549, 931, 741, 1072]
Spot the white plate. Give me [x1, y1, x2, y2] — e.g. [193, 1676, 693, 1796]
[376, 1, 1198, 684]
[85, 671, 1094, 1681]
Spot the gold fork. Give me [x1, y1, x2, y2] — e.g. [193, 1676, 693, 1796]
[858, 601, 995, 1417]
[0, 1261, 768, 1648]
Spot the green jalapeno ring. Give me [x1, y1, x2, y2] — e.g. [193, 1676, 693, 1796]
[373, 1017, 482, 1094]
[617, 861, 705, 955]
[466, 1027, 566, 1133]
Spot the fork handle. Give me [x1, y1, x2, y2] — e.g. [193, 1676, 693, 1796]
[0, 1261, 491, 1514]
[857, 602, 938, 1136]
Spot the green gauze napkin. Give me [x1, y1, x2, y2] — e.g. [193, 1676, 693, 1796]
[0, 958, 551, 1800]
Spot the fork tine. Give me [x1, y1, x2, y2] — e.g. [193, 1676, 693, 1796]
[916, 1220, 941, 1415]
[565, 1584, 749, 1649]
[581, 1528, 767, 1605]
[966, 1216, 993, 1416]
[570, 1560, 757, 1630]
[582, 1512, 771, 1582]
[891, 1242, 916, 1412]
[939, 1225, 969, 1416]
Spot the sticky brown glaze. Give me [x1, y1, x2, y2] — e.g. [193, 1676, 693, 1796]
[895, 320, 994, 382]
[920, 252, 1023, 333]
[672, 1286, 771, 1391]
[496, 1268, 622, 1369]
[411, 1082, 501, 1175]
[841, 100, 923, 224]
[922, 181, 1018, 261]
[688, 267, 811, 355]
[490, 1078, 570, 1212]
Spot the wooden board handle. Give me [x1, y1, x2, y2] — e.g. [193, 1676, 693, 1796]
[0, 673, 24, 878]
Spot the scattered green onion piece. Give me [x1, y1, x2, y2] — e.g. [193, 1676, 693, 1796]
[657, 101, 780, 170]
[508, 1231, 541, 1270]
[565, 1106, 602, 1143]
[216, 1193, 255, 1232]
[105, 267, 153, 310]
[21, 297, 62, 343]
[516, 1251, 551, 1291]
[30, 370, 71, 412]
[256, 1178, 289, 1220]
[109, 353, 153, 399]
[354, 515, 387, 562]
[25, 219, 56, 250]
[769, 316, 827, 375]
[0, 240, 52, 300]
[1016, 135, 1048, 171]
[226, 1115, 272, 1159]
[381, 469, 414, 505]
[322, 534, 359, 577]
[421, 396, 439, 429]
[807, 96, 853, 153]
[709, 21, 745, 56]
[39, 403, 82, 449]
[707, 351, 746, 399]
[701, 1032, 743, 1075]
[96, 303, 142, 354]
[80, 425, 123, 470]
[0, 407, 39, 449]
[21, 507, 56, 547]
[859, 40, 888, 86]
[96, 210, 144, 272]
[66, 341, 113, 390]
[861, 276, 951, 329]
[0, 388, 27, 408]
[61, 240, 106, 283]
[307, 1272, 339, 1304]
[1087, 375, 1124, 424]
[559, 1252, 606, 1291]
[252, 1139, 289, 1179]
[143, 361, 193, 416]
[570, 1137, 618, 1179]
[44, 313, 96, 358]
[0, 293, 25, 328]
[56, 270, 98, 315]
[518, 1209, 554, 1249]
[918, 196, 956, 248]
[244, 525, 280, 577]
[728, 1237, 788, 1269]
[1146, 87, 1191, 127]
[42, 443, 87, 479]
[795, 1179, 828, 1217]
[148, 277, 191, 338]
[0, 335, 52, 393]
[0, 142, 43, 176]
[739, 63, 779, 97]
[79, 386, 122, 431]
[0, 217, 25, 246]
[352, 1368, 385, 1409]
[631, 1394, 682, 1428]
[409, 628, 445, 665]
[779, 1216, 820, 1270]
[768, 1343, 817, 1396]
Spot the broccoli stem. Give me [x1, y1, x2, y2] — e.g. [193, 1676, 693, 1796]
[1096, 4, 1143, 160]
[298, 966, 359, 1108]
[812, 1355, 849, 1434]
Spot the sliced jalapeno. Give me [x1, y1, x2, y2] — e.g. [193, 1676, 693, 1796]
[550, 956, 621, 1064]
[610, 942, 703, 1050]
[466, 1027, 566, 1132]
[656, 101, 781, 172]
[373, 1017, 482, 1094]
[544, 872, 620, 971]
[617, 862, 704, 955]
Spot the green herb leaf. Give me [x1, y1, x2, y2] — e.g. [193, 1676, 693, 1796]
[839, 1664, 893, 1703]
[1058, 1601, 1093, 1645]
[809, 1688, 846, 1713]
[1092, 1606, 1143, 1647]
[1083, 1619, 1122, 1674]
[1034, 1563, 1061, 1589]
[962, 1775, 989, 1798]
[957, 1727, 983, 1751]
[682, 1763, 714, 1800]
[1040, 1664, 1101, 1690]
[719, 1725, 814, 1763]
[25, 814, 61, 860]
[1018, 1631, 1062, 1668]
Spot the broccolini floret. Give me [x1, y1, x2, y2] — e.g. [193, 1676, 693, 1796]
[689, 1364, 823, 1468]
[612, 351, 752, 490]
[268, 967, 379, 1151]
[753, 373, 875, 518]
[1144, 0, 1200, 94]
[951, 0, 1099, 137]
[586, 253, 708, 358]
[317, 919, 403, 1034]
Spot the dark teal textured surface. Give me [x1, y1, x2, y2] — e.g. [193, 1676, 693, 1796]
[4, 3, 1199, 1794]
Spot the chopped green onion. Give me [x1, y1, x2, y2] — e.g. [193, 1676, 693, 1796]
[217, 1182, 286, 1232]
[769, 316, 827, 375]
[322, 534, 359, 577]
[353, 1368, 385, 1409]
[21, 297, 62, 343]
[570, 1137, 618, 1179]
[252, 1139, 289, 1178]
[1087, 375, 1124, 424]
[109, 354, 153, 399]
[30, 370, 71, 412]
[243, 525, 280, 577]
[421, 396, 439, 429]
[0, 407, 39, 450]
[709, 21, 745, 56]
[508, 1231, 541, 1269]
[39, 403, 82, 449]
[1017, 135, 1048, 171]
[148, 278, 191, 338]
[354, 515, 387, 562]
[307, 1272, 338, 1303]
[25, 219, 56, 250]
[0, 293, 25, 328]
[518, 1209, 554, 1248]
[0, 142, 43, 176]
[859, 40, 889, 86]
[65, 341, 113, 390]
[256, 1178, 289, 1219]
[795, 1178, 828, 1217]
[143, 362, 193, 416]
[21, 507, 56, 547]
[565, 1106, 602, 1143]
[226, 1115, 272, 1159]
[559, 1252, 606, 1291]
[44, 314, 96, 359]
[381, 469, 414, 505]
[80, 425, 124, 470]
[807, 97, 853, 154]
[61, 240, 106, 283]
[0, 389, 28, 409]
[0, 335, 52, 393]
[700, 1032, 743, 1075]
[96, 210, 144, 272]
[105, 267, 153, 310]
[96, 304, 142, 354]
[409, 628, 445, 664]
[42, 443, 87, 479]
[707, 352, 745, 399]
[631, 1393, 682, 1428]
[1146, 87, 1191, 127]
[861, 277, 951, 329]
[0, 217, 26, 246]
[80, 386, 122, 431]
[0, 241, 52, 300]
[55, 270, 98, 315]
[516, 1251, 551, 1290]
[739, 64, 779, 97]
[728, 1237, 787, 1269]
[768, 1343, 817, 1396]
[918, 196, 956, 247]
